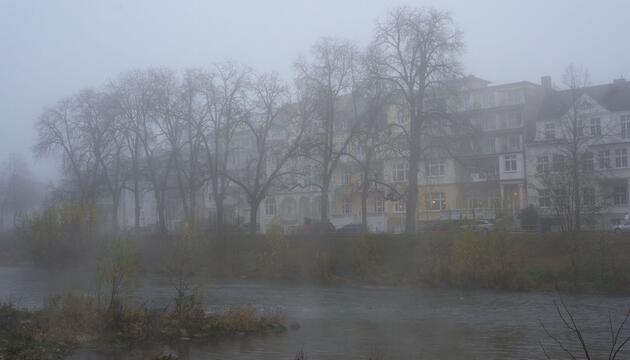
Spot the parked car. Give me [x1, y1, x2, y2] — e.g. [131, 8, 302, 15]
[336, 223, 363, 235]
[312, 221, 336, 235]
[613, 221, 630, 233]
[460, 219, 495, 232]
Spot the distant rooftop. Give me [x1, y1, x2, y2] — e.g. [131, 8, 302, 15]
[538, 78, 630, 119]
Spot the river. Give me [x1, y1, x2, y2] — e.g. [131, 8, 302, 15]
[0, 265, 628, 359]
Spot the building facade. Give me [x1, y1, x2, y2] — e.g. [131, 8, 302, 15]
[112, 77, 630, 233]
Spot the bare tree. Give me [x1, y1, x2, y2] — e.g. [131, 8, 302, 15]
[198, 61, 251, 231]
[132, 69, 177, 234]
[224, 72, 306, 233]
[173, 69, 210, 227]
[540, 294, 630, 360]
[109, 70, 152, 230]
[370, 6, 463, 233]
[295, 37, 360, 223]
[76, 89, 129, 231]
[149, 68, 201, 228]
[343, 53, 394, 233]
[534, 65, 607, 232]
[35, 95, 101, 206]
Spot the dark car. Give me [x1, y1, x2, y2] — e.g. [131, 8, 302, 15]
[460, 219, 495, 233]
[336, 223, 364, 235]
[312, 221, 336, 235]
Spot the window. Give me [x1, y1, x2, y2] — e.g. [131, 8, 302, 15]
[428, 192, 446, 211]
[343, 198, 352, 215]
[536, 155, 549, 174]
[622, 115, 630, 138]
[374, 196, 384, 215]
[590, 118, 601, 136]
[425, 159, 445, 177]
[504, 154, 517, 172]
[544, 123, 555, 139]
[583, 187, 595, 207]
[485, 136, 496, 153]
[394, 199, 406, 213]
[538, 190, 551, 208]
[576, 119, 584, 138]
[392, 163, 408, 183]
[598, 150, 611, 169]
[342, 171, 352, 185]
[616, 148, 628, 168]
[614, 185, 628, 206]
[265, 198, 276, 216]
[552, 153, 565, 172]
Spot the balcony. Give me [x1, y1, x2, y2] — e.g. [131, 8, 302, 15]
[465, 172, 499, 183]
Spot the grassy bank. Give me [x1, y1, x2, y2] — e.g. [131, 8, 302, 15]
[10, 217, 630, 294]
[0, 294, 285, 360]
[177, 231, 630, 294]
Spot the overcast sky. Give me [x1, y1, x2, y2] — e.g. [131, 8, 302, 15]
[1, 0, 629, 181]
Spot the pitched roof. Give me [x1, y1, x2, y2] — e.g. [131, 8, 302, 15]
[538, 80, 630, 120]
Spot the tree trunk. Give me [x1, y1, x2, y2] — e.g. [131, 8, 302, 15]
[361, 169, 369, 234]
[133, 175, 140, 229]
[406, 144, 419, 234]
[215, 195, 224, 232]
[111, 193, 120, 232]
[189, 187, 197, 229]
[156, 191, 167, 235]
[132, 138, 141, 230]
[249, 198, 260, 234]
[405, 95, 422, 234]
[321, 178, 330, 223]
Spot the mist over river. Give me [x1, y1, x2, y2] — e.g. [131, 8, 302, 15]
[0, 265, 628, 359]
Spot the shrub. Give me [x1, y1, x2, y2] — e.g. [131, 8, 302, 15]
[96, 236, 139, 311]
[16, 202, 100, 267]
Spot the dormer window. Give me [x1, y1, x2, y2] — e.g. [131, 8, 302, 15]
[590, 118, 601, 136]
[576, 119, 584, 138]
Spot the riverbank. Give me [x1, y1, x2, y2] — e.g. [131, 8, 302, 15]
[0, 294, 286, 360]
[191, 231, 630, 294]
[5, 229, 630, 295]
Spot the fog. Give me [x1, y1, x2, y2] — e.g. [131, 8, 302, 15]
[3, 1, 630, 359]
[2, 0, 629, 181]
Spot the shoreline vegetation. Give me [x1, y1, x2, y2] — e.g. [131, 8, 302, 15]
[2, 216, 630, 358]
[0, 294, 286, 360]
[3, 219, 630, 294]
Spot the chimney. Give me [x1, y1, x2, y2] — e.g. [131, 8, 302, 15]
[541, 76, 552, 90]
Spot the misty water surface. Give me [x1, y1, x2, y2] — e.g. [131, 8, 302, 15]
[0, 265, 628, 359]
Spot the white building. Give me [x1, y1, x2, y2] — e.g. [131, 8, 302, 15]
[526, 78, 630, 229]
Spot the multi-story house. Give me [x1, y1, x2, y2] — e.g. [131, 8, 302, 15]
[453, 77, 545, 221]
[379, 77, 544, 232]
[526, 77, 630, 229]
[257, 77, 549, 233]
